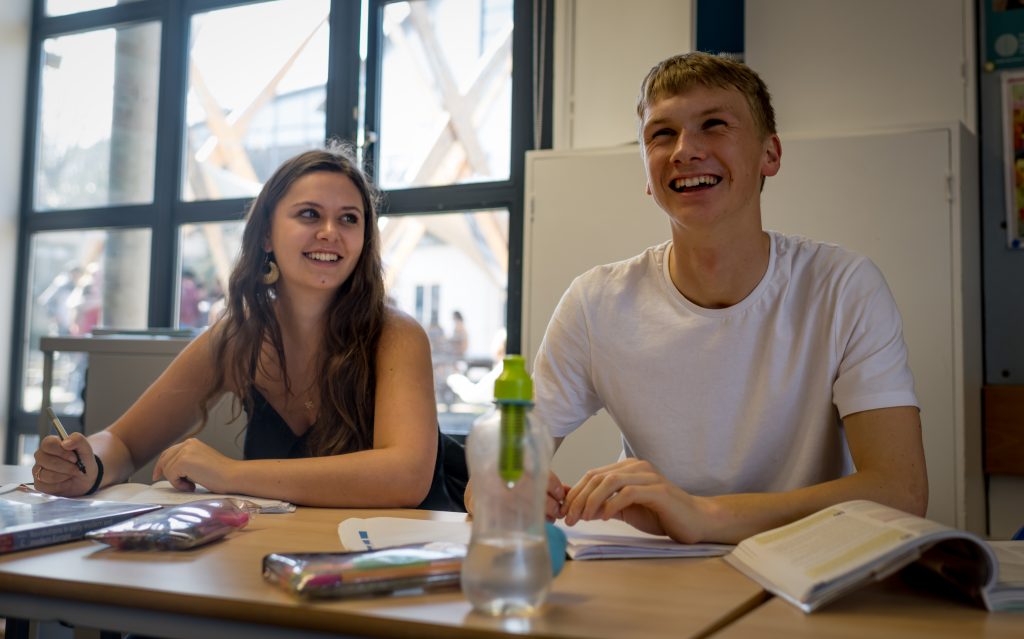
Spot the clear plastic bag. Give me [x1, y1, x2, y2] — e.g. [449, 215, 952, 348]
[85, 498, 255, 550]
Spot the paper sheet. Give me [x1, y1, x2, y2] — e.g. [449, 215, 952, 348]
[87, 480, 295, 513]
[338, 516, 732, 559]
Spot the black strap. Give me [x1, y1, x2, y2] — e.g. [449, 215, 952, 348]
[84, 454, 104, 496]
[441, 433, 468, 511]
[415, 431, 468, 512]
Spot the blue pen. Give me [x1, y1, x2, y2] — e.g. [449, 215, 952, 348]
[45, 407, 87, 474]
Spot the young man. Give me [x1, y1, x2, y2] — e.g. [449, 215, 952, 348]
[532, 52, 927, 544]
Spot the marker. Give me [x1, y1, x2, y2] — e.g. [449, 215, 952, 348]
[44, 407, 87, 474]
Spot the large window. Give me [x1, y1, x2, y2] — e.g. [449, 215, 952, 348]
[8, 0, 549, 462]
[182, 0, 332, 201]
[381, 208, 510, 434]
[35, 20, 161, 210]
[366, 0, 538, 434]
[375, 0, 513, 189]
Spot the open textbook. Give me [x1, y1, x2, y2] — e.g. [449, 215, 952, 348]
[724, 500, 1024, 613]
[0, 484, 159, 553]
[86, 480, 295, 514]
[337, 516, 732, 559]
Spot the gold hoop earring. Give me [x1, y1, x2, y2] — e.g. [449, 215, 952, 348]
[262, 259, 280, 285]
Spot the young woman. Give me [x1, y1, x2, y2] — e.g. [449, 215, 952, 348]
[32, 144, 462, 510]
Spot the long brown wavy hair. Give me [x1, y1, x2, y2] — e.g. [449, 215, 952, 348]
[200, 142, 385, 456]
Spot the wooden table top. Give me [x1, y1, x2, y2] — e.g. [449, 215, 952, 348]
[714, 573, 1023, 639]
[0, 505, 765, 639]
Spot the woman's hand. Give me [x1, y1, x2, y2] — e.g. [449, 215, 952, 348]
[152, 438, 238, 493]
[561, 458, 711, 544]
[32, 432, 99, 497]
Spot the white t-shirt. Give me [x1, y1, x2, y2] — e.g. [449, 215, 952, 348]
[532, 231, 918, 495]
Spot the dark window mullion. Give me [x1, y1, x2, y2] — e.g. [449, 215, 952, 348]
[539, 0, 554, 150]
[5, 227, 35, 464]
[148, 0, 189, 329]
[381, 182, 517, 215]
[18, 16, 44, 221]
[325, 0, 362, 145]
[509, 0, 535, 184]
[182, 0, 263, 15]
[503, 0, 550, 351]
[34, 0, 163, 37]
[363, 0, 385, 176]
[174, 198, 252, 225]
[6, 3, 55, 460]
[504, 0, 539, 354]
[23, 207, 159, 233]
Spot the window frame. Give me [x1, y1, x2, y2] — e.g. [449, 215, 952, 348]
[364, 0, 551, 354]
[6, 0, 362, 461]
[6, 0, 551, 462]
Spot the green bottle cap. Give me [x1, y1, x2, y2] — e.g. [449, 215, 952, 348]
[493, 355, 532, 402]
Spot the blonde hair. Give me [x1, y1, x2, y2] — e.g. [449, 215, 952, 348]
[636, 52, 776, 139]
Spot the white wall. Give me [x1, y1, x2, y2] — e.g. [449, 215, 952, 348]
[0, 0, 30, 462]
[553, 0, 694, 149]
[745, 0, 974, 135]
[553, 0, 975, 145]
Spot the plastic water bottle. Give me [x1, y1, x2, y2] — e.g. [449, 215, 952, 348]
[461, 355, 554, 616]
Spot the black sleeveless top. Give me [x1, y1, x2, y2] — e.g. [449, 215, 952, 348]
[244, 388, 466, 511]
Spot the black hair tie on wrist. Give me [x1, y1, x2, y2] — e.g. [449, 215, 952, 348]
[84, 455, 104, 496]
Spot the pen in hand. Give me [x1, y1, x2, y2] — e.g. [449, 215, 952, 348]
[45, 407, 87, 474]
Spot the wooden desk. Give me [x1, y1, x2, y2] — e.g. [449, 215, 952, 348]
[0, 506, 765, 639]
[714, 575, 1023, 639]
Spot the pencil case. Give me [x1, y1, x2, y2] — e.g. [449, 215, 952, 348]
[263, 542, 467, 599]
[85, 498, 255, 550]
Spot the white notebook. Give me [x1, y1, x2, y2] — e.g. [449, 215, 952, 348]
[557, 518, 733, 559]
[85, 480, 295, 513]
[338, 516, 732, 559]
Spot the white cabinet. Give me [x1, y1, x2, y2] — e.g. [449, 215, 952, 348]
[761, 125, 983, 532]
